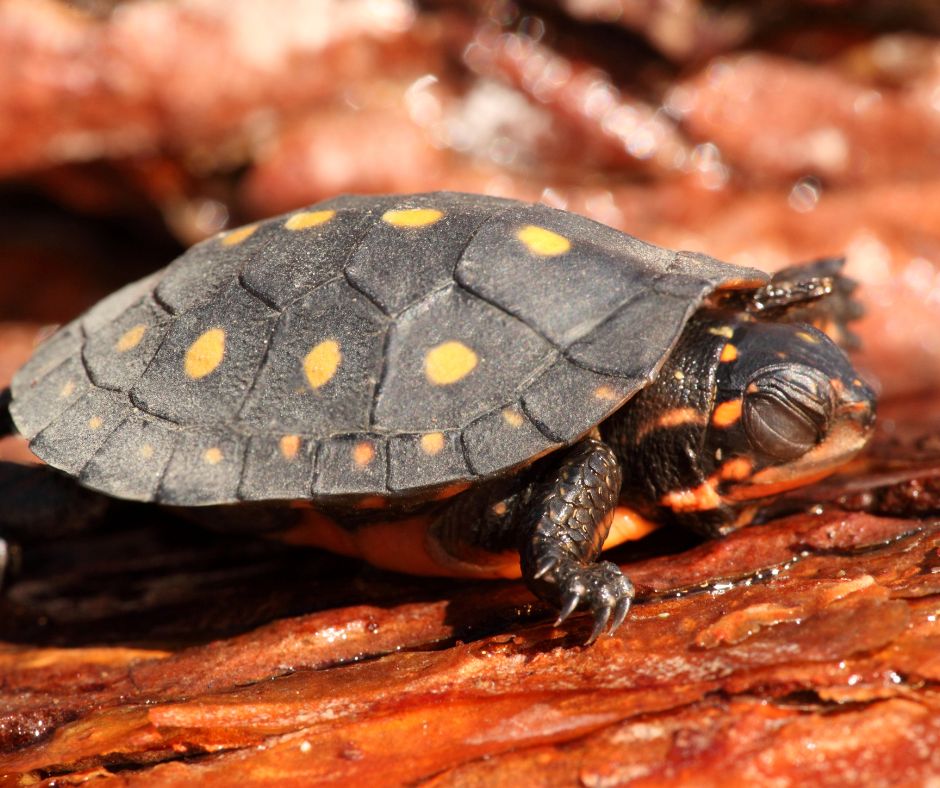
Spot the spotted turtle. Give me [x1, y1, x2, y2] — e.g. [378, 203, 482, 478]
[1, 192, 876, 642]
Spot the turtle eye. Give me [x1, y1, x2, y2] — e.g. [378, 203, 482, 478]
[743, 392, 820, 461]
[742, 367, 831, 461]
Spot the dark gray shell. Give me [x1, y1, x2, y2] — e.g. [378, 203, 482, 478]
[10, 192, 768, 506]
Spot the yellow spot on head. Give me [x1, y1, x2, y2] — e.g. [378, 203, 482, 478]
[221, 224, 258, 246]
[185, 328, 226, 379]
[353, 441, 375, 467]
[285, 210, 336, 231]
[303, 339, 342, 389]
[516, 225, 571, 256]
[708, 326, 735, 339]
[661, 482, 721, 512]
[718, 457, 753, 481]
[720, 343, 739, 363]
[796, 331, 820, 344]
[425, 341, 478, 385]
[115, 324, 147, 353]
[594, 385, 618, 401]
[382, 208, 444, 228]
[59, 380, 76, 399]
[203, 447, 223, 465]
[87, 416, 103, 430]
[712, 399, 743, 428]
[502, 408, 524, 428]
[491, 501, 508, 516]
[280, 434, 301, 460]
[420, 432, 445, 456]
[139, 444, 154, 459]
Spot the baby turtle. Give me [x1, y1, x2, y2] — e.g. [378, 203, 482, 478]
[2, 192, 876, 642]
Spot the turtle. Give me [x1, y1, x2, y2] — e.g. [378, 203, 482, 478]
[0, 192, 876, 642]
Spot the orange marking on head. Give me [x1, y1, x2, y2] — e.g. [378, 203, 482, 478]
[723, 468, 836, 502]
[720, 343, 738, 363]
[491, 501, 508, 516]
[279, 434, 301, 460]
[718, 457, 753, 481]
[352, 441, 375, 467]
[661, 482, 721, 512]
[708, 326, 735, 339]
[637, 408, 705, 441]
[830, 378, 845, 396]
[712, 399, 743, 428]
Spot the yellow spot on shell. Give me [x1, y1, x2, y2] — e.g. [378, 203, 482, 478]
[420, 432, 445, 456]
[594, 385, 618, 401]
[796, 331, 820, 344]
[303, 339, 342, 389]
[203, 447, 223, 465]
[115, 324, 147, 353]
[285, 210, 336, 231]
[712, 399, 743, 428]
[353, 441, 375, 467]
[185, 328, 226, 379]
[425, 341, 478, 385]
[59, 380, 76, 399]
[382, 208, 444, 228]
[720, 343, 739, 363]
[221, 224, 257, 246]
[139, 444, 155, 459]
[708, 326, 735, 339]
[280, 434, 301, 460]
[87, 416, 103, 430]
[516, 225, 571, 256]
[502, 409, 524, 428]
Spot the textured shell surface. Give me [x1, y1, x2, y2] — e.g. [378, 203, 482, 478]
[10, 192, 767, 505]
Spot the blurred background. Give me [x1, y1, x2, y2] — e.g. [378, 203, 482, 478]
[1, 0, 939, 399]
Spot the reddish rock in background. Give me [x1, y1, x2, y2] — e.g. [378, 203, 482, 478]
[1, 1, 939, 783]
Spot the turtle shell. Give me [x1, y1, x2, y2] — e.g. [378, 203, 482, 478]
[10, 192, 768, 506]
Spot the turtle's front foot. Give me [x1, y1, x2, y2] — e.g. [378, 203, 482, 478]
[533, 553, 634, 643]
[520, 437, 630, 643]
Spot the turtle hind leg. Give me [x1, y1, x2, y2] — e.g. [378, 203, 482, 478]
[748, 257, 864, 350]
[430, 437, 634, 643]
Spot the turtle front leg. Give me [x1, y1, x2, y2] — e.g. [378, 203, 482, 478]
[429, 437, 634, 642]
[519, 437, 633, 643]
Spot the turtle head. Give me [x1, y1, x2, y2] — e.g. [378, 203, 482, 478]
[705, 320, 876, 507]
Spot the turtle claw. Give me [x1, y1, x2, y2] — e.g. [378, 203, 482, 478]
[538, 558, 635, 643]
[555, 585, 581, 625]
[534, 554, 559, 580]
[609, 595, 632, 636]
